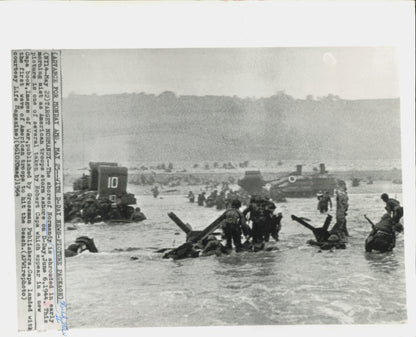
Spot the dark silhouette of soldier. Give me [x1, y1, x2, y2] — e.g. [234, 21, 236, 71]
[130, 207, 147, 222]
[222, 199, 247, 252]
[188, 191, 195, 203]
[223, 199, 246, 252]
[331, 182, 349, 239]
[197, 192, 206, 206]
[317, 191, 332, 213]
[107, 203, 122, 220]
[365, 214, 398, 253]
[151, 186, 159, 198]
[65, 236, 98, 257]
[243, 196, 268, 245]
[81, 197, 99, 224]
[380, 193, 403, 228]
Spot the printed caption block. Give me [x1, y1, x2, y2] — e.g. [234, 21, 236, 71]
[13, 50, 67, 334]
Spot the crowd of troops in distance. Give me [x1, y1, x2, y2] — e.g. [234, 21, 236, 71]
[164, 181, 404, 259]
[189, 188, 251, 211]
[64, 178, 404, 259]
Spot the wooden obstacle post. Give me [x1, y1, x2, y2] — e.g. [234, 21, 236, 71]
[167, 211, 227, 244]
[291, 214, 331, 242]
[323, 214, 333, 231]
[167, 212, 192, 234]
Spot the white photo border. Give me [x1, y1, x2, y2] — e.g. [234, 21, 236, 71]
[0, 1, 414, 337]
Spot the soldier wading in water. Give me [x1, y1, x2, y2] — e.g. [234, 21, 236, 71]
[328, 181, 349, 241]
[380, 193, 404, 230]
[364, 193, 404, 253]
[317, 191, 332, 214]
[222, 199, 250, 252]
[365, 213, 401, 253]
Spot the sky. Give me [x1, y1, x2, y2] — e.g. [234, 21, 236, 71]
[61, 47, 399, 99]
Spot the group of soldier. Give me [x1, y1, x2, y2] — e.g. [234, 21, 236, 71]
[163, 196, 283, 259]
[289, 182, 351, 251]
[189, 188, 251, 210]
[65, 173, 404, 260]
[64, 191, 146, 224]
[313, 183, 403, 253]
[168, 179, 404, 259]
[220, 196, 283, 252]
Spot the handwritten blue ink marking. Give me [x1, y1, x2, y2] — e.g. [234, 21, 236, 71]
[46, 212, 68, 336]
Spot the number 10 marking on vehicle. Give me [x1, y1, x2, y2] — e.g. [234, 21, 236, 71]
[108, 177, 118, 188]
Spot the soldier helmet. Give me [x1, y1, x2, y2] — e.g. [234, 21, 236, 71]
[135, 207, 141, 211]
[337, 180, 346, 188]
[268, 201, 277, 209]
[327, 234, 339, 242]
[250, 195, 259, 203]
[207, 234, 216, 241]
[381, 193, 389, 201]
[231, 199, 242, 208]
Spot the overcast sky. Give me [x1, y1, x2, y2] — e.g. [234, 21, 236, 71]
[62, 47, 399, 99]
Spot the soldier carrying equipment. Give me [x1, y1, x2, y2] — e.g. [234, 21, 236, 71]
[364, 214, 399, 253]
[222, 199, 247, 252]
[243, 196, 268, 245]
[380, 193, 403, 229]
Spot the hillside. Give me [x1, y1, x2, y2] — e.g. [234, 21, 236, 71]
[62, 92, 401, 167]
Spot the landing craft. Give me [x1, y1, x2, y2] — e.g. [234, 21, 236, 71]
[64, 162, 137, 223]
[238, 163, 336, 200]
[236, 170, 272, 203]
[72, 162, 136, 204]
[270, 164, 337, 198]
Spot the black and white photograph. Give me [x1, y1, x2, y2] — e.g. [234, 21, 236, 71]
[60, 47, 406, 327]
[1, 2, 415, 337]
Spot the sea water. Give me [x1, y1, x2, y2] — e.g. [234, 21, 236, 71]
[65, 181, 406, 328]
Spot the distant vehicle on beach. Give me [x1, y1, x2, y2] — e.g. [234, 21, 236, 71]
[238, 163, 337, 200]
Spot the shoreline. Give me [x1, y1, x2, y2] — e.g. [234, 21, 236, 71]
[64, 168, 402, 196]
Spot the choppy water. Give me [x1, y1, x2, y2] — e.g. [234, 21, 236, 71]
[65, 182, 406, 328]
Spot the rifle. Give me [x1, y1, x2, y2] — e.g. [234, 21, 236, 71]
[363, 214, 375, 229]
